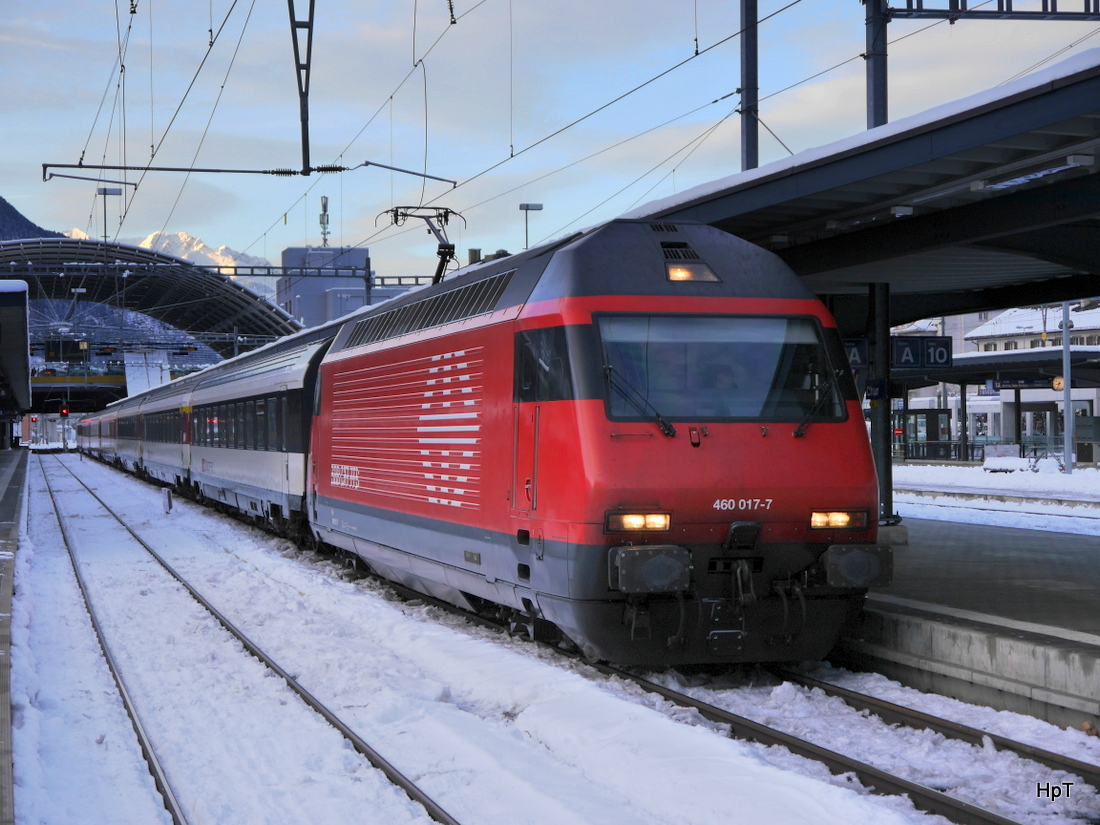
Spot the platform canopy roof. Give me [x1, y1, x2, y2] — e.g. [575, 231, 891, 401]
[1, 237, 301, 358]
[627, 51, 1100, 337]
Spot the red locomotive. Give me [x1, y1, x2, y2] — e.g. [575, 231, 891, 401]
[79, 219, 890, 665]
[309, 219, 890, 664]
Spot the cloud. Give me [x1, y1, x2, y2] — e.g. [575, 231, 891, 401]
[6, 0, 1100, 276]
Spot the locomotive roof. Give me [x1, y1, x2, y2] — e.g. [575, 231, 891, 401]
[329, 220, 813, 354]
[526, 220, 814, 303]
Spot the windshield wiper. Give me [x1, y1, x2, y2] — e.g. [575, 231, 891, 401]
[793, 372, 842, 438]
[604, 365, 676, 438]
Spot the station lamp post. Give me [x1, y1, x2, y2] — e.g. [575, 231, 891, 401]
[97, 187, 123, 242]
[519, 203, 542, 249]
[1061, 301, 1074, 474]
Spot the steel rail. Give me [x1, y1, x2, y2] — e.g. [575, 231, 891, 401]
[50, 455, 463, 825]
[770, 667, 1100, 789]
[38, 456, 190, 825]
[324, 571, 1030, 825]
[589, 661, 1025, 825]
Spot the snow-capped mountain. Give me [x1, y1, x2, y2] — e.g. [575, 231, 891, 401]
[138, 231, 271, 270]
[65, 228, 270, 269]
[63, 228, 276, 297]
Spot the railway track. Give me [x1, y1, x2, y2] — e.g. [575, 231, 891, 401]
[770, 667, 1100, 791]
[43, 453, 1098, 824]
[37, 454, 461, 825]
[356, 565, 1097, 825]
[354, 572, 1094, 824]
[585, 664, 1054, 825]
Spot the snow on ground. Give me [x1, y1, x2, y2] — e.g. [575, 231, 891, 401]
[11, 453, 1100, 824]
[894, 462, 1100, 499]
[642, 667, 1100, 825]
[893, 463, 1100, 535]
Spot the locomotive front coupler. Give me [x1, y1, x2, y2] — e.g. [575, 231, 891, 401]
[772, 579, 808, 642]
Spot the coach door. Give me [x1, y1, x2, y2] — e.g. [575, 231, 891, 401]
[512, 404, 540, 514]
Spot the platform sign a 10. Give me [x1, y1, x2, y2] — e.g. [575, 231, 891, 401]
[891, 336, 952, 368]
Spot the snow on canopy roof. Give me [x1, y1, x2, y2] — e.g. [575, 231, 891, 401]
[966, 305, 1100, 340]
[623, 49, 1100, 221]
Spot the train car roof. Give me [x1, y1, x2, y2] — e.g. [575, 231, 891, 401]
[88, 303, 352, 417]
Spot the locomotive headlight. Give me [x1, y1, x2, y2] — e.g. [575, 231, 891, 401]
[606, 512, 671, 532]
[810, 510, 869, 530]
[665, 262, 720, 282]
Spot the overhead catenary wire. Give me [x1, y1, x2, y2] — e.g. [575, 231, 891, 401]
[549, 103, 743, 241]
[1000, 24, 1100, 84]
[79, 0, 140, 237]
[362, 2, 1046, 259]
[246, 0, 803, 259]
[448, 0, 807, 193]
[155, 0, 259, 243]
[114, 0, 245, 237]
[79, 0, 1096, 296]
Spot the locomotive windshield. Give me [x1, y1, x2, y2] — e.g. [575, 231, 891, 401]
[597, 314, 849, 423]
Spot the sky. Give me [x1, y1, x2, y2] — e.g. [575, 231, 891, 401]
[3, 1, 1100, 276]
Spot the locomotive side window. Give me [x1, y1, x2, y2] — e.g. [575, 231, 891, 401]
[597, 314, 847, 423]
[515, 327, 575, 402]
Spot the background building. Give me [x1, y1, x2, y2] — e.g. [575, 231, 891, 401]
[900, 302, 1100, 462]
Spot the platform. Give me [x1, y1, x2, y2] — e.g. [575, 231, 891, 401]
[836, 516, 1100, 730]
[0, 448, 27, 825]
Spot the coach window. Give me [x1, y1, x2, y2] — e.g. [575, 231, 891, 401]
[266, 398, 277, 451]
[255, 400, 267, 451]
[245, 401, 255, 450]
[280, 395, 288, 451]
[286, 393, 303, 452]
